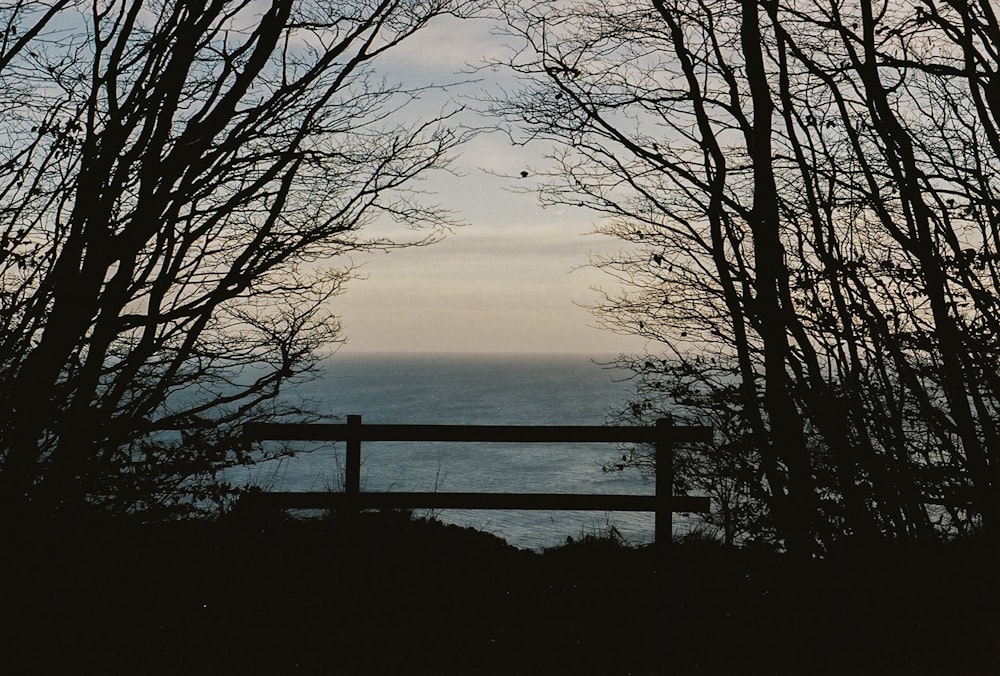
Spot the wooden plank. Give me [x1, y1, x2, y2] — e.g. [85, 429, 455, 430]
[244, 422, 713, 444]
[345, 415, 361, 496]
[241, 491, 711, 513]
[655, 417, 673, 549]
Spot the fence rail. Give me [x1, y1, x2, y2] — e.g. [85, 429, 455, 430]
[243, 491, 710, 513]
[242, 415, 712, 546]
[244, 421, 712, 444]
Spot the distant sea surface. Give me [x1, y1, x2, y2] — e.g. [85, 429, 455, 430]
[246, 352, 658, 550]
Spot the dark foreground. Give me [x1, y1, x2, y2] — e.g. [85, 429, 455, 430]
[2, 512, 998, 675]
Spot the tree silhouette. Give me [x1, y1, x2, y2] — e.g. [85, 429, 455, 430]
[0, 0, 471, 522]
[494, 0, 1000, 554]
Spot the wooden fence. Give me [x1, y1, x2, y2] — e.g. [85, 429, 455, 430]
[243, 415, 711, 547]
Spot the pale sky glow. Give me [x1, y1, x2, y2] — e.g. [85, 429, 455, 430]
[331, 14, 650, 356]
[337, 217, 648, 355]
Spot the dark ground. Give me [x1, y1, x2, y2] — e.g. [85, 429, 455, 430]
[1, 511, 998, 675]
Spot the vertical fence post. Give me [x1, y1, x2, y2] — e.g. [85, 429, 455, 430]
[655, 415, 673, 670]
[341, 415, 362, 541]
[346, 414, 362, 496]
[654, 416, 673, 551]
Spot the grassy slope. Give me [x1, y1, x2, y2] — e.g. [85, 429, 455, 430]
[2, 513, 998, 675]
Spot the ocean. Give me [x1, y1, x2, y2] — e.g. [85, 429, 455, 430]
[243, 352, 660, 550]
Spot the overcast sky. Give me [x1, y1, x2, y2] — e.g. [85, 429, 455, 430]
[331, 13, 648, 356]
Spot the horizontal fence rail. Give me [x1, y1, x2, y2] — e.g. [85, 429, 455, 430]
[243, 416, 712, 546]
[244, 422, 712, 444]
[244, 491, 710, 513]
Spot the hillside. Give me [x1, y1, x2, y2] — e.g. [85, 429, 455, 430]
[2, 512, 997, 675]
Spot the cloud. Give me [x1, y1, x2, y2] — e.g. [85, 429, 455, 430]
[375, 14, 517, 77]
[323, 11, 642, 355]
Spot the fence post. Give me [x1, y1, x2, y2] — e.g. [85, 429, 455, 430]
[340, 415, 362, 541]
[654, 416, 673, 551]
[345, 414, 362, 496]
[655, 415, 673, 670]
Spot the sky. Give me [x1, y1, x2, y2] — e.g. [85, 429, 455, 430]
[330, 13, 649, 357]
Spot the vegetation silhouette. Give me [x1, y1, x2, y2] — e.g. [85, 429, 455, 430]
[0, 0, 474, 525]
[3, 510, 999, 674]
[493, 0, 1000, 556]
[2, 0, 1000, 672]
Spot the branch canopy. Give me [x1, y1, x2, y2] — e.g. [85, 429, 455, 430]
[0, 0, 475, 520]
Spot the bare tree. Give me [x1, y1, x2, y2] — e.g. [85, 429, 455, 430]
[493, 0, 1000, 553]
[0, 0, 473, 522]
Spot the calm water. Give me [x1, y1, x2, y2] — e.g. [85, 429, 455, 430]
[242, 352, 661, 550]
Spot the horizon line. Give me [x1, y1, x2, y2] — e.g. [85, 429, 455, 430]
[326, 348, 633, 359]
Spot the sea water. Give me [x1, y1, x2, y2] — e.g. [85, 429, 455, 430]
[243, 353, 660, 550]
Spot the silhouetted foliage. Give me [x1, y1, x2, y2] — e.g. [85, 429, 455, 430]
[495, 0, 1000, 554]
[4, 513, 999, 674]
[0, 0, 472, 522]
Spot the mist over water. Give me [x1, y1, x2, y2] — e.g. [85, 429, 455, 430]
[243, 353, 667, 550]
